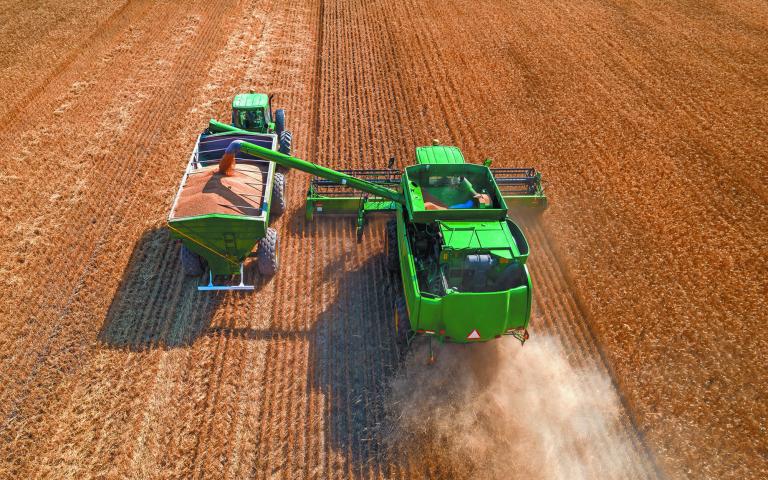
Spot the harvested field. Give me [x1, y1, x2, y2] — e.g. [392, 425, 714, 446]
[0, 0, 765, 479]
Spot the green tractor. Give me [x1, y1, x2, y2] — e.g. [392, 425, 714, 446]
[213, 92, 292, 155]
[167, 93, 293, 290]
[221, 139, 547, 353]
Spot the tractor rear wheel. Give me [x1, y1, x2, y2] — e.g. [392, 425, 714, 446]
[385, 219, 399, 272]
[275, 109, 285, 137]
[256, 227, 279, 276]
[279, 130, 292, 156]
[394, 295, 410, 347]
[271, 172, 286, 216]
[180, 244, 204, 276]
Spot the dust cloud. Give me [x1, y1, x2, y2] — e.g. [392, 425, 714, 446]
[385, 335, 636, 479]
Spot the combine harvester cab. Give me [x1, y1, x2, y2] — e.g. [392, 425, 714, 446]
[223, 140, 546, 353]
[396, 149, 536, 344]
[167, 126, 282, 291]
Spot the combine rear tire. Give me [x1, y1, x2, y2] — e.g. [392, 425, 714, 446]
[256, 227, 279, 277]
[385, 219, 399, 272]
[275, 109, 285, 137]
[180, 244, 204, 276]
[271, 172, 286, 216]
[394, 295, 410, 347]
[279, 130, 292, 156]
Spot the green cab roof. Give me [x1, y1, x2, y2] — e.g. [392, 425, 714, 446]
[415, 145, 465, 165]
[232, 93, 269, 110]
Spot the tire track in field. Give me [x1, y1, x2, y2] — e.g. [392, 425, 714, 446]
[0, 0, 132, 123]
[0, 0, 198, 386]
[0, 0, 249, 474]
[0, 0, 188, 430]
[0, 0, 176, 338]
[21, 0, 222, 468]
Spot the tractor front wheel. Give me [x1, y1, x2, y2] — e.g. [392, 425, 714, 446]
[256, 227, 279, 277]
[271, 172, 286, 216]
[394, 295, 410, 347]
[385, 219, 399, 272]
[180, 244, 204, 276]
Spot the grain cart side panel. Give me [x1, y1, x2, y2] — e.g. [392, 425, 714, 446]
[168, 215, 265, 275]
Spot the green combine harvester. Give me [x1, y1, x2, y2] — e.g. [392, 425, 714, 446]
[167, 93, 292, 290]
[219, 139, 547, 352]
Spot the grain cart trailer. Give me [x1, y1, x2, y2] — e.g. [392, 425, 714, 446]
[167, 127, 285, 291]
[222, 140, 547, 352]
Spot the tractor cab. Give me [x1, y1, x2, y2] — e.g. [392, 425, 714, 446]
[231, 93, 279, 135]
[226, 92, 291, 155]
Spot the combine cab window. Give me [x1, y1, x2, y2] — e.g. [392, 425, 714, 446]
[421, 175, 495, 209]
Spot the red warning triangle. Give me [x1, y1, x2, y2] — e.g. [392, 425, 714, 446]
[467, 329, 481, 340]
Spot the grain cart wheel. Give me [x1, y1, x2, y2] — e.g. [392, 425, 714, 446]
[256, 227, 279, 276]
[271, 172, 287, 216]
[180, 244, 204, 276]
[279, 130, 292, 156]
[275, 109, 285, 137]
[385, 219, 399, 272]
[394, 295, 411, 347]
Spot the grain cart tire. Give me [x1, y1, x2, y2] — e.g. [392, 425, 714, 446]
[385, 219, 399, 272]
[394, 295, 410, 347]
[275, 109, 285, 137]
[180, 244, 204, 276]
[279, 130, 292, 156]
[271, 172, 286, 216]
[257, 227, 279, 276]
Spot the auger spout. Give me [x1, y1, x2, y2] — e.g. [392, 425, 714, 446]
[207, 118, 251, 135]
[224, 140, 406, 205]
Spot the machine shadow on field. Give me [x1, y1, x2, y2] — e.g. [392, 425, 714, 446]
[99, 227, 269, 351]
[306, 229, 405, 472]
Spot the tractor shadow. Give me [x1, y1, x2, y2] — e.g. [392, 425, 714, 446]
[99, 226, 270, 351]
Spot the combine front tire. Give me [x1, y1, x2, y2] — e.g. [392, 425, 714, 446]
[256, 227, 279, 277]
[271, 172, 286, 216]
[180, 244, 204, 276]
[385, 219, 399, 272]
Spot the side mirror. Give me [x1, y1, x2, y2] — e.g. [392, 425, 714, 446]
[388, 155, 396, 169]
[483, 157, 493, 167]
